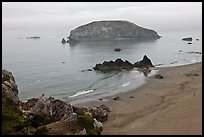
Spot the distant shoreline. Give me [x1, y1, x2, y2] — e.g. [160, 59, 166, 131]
[75, 61, 202, 135]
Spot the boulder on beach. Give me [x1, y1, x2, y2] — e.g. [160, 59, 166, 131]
[68, 20, 161, 44]
[155, 74, 164, 79]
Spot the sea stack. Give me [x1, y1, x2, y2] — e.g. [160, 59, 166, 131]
[68, 20, 161, 44]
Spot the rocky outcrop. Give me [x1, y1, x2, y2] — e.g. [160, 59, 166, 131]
[2, 69, 110, 135]
[61, 38, 67, 44]
[28, 95, 75, 122]
[182, 37, 192, 41]
[93, 55, 154, 72]
[73, 104, 110, 123]
[68, 20, 161, 44]
[21, 98, 38, 111]
[2, 70, 20, 106]
[134, 55, 154, 68]
[93, 58, 134, 72]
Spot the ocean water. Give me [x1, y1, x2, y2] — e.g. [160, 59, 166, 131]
[2, 29, 202, 104]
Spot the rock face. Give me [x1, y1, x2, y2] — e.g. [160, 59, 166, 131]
[68, 20, 161, 43]
[29, 95, 75, 122]
[93, 55, 154, 72]
[134, 55, 154, 68]
[182, 37, 192, 41]
[2, 70, 20, 106]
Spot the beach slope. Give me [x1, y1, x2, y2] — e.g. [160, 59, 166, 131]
[101, 62, 202, 135]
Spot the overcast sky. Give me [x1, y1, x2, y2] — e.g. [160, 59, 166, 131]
[2, 2, 202, 34]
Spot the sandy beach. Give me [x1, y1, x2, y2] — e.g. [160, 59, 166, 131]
[76, 62, 202, 135]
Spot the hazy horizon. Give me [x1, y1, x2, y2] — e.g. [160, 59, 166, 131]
[2, 2, 202, 36]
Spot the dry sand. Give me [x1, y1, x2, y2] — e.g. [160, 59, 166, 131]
[76, 62, 202, 135]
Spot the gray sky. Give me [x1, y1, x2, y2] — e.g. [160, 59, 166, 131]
[2, 2, 202, 33]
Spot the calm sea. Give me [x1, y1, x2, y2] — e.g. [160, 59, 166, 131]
[2, 28, 202, 104]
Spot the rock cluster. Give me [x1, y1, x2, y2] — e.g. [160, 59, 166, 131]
[93, 55, 154, 72]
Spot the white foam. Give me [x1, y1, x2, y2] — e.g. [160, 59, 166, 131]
[121, 82, 130, 87]
[69, 89, 94, 98]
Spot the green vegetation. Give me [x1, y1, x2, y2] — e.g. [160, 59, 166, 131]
[28, 111, 52, 128]
[73, 106, 101, 135]
[2, 96, 28, 135]
[77, 113, 98, 135]
[2, 73, 10, 83]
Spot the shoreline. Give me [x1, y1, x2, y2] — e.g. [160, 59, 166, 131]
[74, 62, 202, 135]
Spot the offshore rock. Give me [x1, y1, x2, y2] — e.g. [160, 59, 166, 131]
[68, 20, 161, 43]
[93, 58, 134, 72]
[61, 38, 67, 44]
[114, 48, 122, 52]
[93, 55, 154, 72]
[182, 37, 192, 41]
[134, 55, 154, 68]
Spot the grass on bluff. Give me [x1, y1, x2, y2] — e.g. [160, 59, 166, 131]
[2, 96, 28, 135]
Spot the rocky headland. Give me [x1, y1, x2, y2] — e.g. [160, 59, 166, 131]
[67, 20, 161, 44]
[2, 70, 110, 135]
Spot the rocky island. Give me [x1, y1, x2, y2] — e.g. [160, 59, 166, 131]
[68, 20, 161, 45]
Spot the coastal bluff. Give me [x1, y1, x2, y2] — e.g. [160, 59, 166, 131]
[2, 70, 110, 135]
[68, 20, 161, 44]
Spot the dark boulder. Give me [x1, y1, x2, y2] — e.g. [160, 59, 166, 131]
[61, 38, 67, 44]
[114, 48, 122, 52]
[187, 42, 192, 44]
[113, 96, 120, 100]
[182, 37, 192, 41]
[134, 55, 154, 68]
[155, 74, 164, 79]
